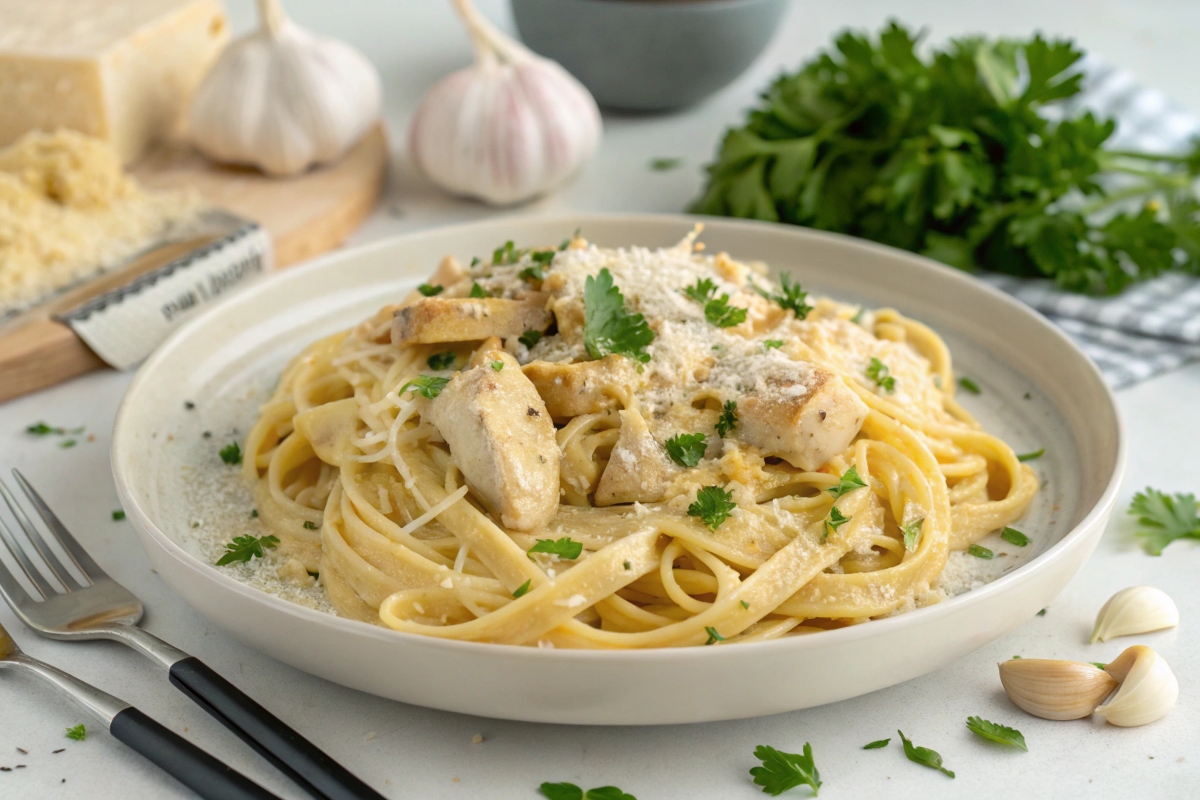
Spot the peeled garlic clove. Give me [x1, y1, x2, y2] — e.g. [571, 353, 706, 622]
[189, 0, 382, 176]
[408, 0, 601, 205]
[998, 658, 1117, 720]
[1096, 645, 1178, 727]
[1090, 586, 1179, 643]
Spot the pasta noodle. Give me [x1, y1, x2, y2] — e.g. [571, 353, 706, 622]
[243, 230, 1037, 648]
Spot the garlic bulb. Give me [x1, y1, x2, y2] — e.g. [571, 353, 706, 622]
[408, 0, 601, 205]
[189, 0, 381, 176]
[1096, 645, 1178, 727]
[998, 658, 1118, 720]
[1090, 586, 1179, 644]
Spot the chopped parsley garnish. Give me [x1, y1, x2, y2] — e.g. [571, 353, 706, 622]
[866, 357, 895, 392]
[650, 157, 683, 171]
[688, 486, 737, 530]
[664, 432, 707, 468]
[491, 361, 504, 372]
[417, 283, 443, 296]
[26, 421, 83, 436]
[958, 376, 982, 394]
[1129, 488, 1200, 555]
[863, 738, 890, 750]
[219, 442, 242, 465]
[741, 600, 750, 609]
[966, 716, 1027, 751]
[1017, 448, 1045, 462]
[492, 240, 518, 265]
[469, 282, 489, 298]
[520, 265, 545, 282]
[826, 465, 866, 499]
[528, 537, 584, 561]
[715, 399, 738, 437]
[758, 274, 813, 319]
[60, 439, 76, 449]
[623, 560, 632, 570]
[1090, 661, 1108, 670]
[750, 743, 821, 797]
[704, 626, 725, 645]
[704, 294, 748, 328]
[1037, 607, 1046, 616]
[426, 351, 456, 370]
[112, 510, 125, 521]
[1000, 527, 1030, 546]
[763, 339, 783, 350]
[519, 329, 543, 348]
[400, 375, 451, 399]
[65, 724, 86, 741]
[823, 507, 849, 542]
[685, 278, 717, 303]
[184, 400, 195, 410]
[215, 534, 279, 566]
[539, 783, 635, 800]
[897, 730, 954, 778]
[512, 579, 531, 598]
[303, 521, 318, 530]
[583, 268, 655, 363]
[901, 518, 924, 551]
[251, 509, 259, 518]
[851, 308, 865, 325]
[968, 544, 994, 559]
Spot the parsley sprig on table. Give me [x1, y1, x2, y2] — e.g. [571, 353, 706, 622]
[750, 743, 821, 796]
[693, 23, 1200, 296]
[897, 730, 954, 778]
[215, 534, 279, 566]
[540, 783, 636, 800]
[966, 716, 1028, 751]
[688, 486, 737, 530]
[583, 268, 655, 363]
[1129, 487, 1200, 554]
[65, 724, 86, 741]
[665, 433, 707, 468]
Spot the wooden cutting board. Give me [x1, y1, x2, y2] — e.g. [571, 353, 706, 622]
[0, 124, 389, 403]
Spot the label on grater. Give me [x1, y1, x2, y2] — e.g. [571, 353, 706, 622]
[58, 216, 273, 370]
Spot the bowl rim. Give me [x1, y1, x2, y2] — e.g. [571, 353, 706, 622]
[111, 212, 1126, 664]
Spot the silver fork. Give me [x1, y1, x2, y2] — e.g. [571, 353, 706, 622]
[0, 470, 383, 800]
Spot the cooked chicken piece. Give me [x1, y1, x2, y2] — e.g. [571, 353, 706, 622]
[523, 355, 639, 422]
[358, 256, 469, 343]
[293, 397, 360, 466]
[595, 408, 675, 506]
[392, 294, 551, 346]
[427, 338, 559, 531]
[737, 366, 868, 471]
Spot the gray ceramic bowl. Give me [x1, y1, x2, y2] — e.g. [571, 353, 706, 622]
[510, 0, 787, 112]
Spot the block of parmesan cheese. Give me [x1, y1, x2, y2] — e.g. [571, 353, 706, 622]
[0, 0, 228, 165]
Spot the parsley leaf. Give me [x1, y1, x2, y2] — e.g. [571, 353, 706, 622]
[1000, 526, 1030, 546]
[539, 784, 636, 800]
[519, 329, 543, 348]
[215, 534, 279, 566]
[750, 743, 821, 797]
[823, 507, 849, 542]
[715, 399, 738, 437]
[684, 277, 717, 303]
[303, 521, 318, 530]
[426, 352, 456, 370]
[26, 422, 83, 436]
[863, 738, 890, 750]
[1017, 448, 1045, 462]
[112, 510, 125, 521]
[897, 730, 954, 778]
[650, 157, 683, 171]
[65, 724, 86, 741]
[512, 579, 531, 598]
[520, 264, 545, 282]
[968, 544, 994, 559]
[665, 432, 707, 467]
[866, 358, 895, 393]
[528, 537, 584, 560]
[759, 274, 813, 319]
[901, 518, 923, 551]
[958, 376, 982, 394]
[1090, 661, 1108, 670]
[418, 283, 443, 296]
[491, 361, 504, 372]
[826, 465, 866, 499]
[492, 240, 519, 265]
[400, 375, 451, 399]
[966, 716, 1028, 751]
[583, 268, 655, 363]
[704, 294, 749, 328]
[469, 282, 489, 298]
[705, 626, 725, 645]
[688, 486, 737, 530]
[219, 442, 242, 465]
[763, 339, 784, 350]
[1129, 488, 1200, 555]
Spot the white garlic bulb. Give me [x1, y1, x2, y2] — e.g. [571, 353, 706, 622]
[1096, 645, 1178, 727]
[408, 0, 601, 205]
[1090, 586, 1179, 643]
[189, 0, 381, 176]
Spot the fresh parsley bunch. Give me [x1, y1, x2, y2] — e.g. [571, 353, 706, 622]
[693, 22, 1200, 295]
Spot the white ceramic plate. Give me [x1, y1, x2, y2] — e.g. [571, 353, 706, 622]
[112, 214, 1124, 725]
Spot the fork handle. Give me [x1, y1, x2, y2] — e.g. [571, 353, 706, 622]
[169, 657, 384, 800]
[110, 707, 280, 800]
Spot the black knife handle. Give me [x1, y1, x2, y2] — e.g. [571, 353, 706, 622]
[109, 706, 279, 800]
[169, 656, 383, 800]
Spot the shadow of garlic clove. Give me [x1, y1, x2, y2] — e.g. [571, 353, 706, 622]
[998, 658, 1118, 720]
[1096, 645, 1179, 727]
[1090, 586, 1179, 644]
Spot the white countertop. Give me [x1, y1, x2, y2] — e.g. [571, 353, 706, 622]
[2, 1, 1199, 798]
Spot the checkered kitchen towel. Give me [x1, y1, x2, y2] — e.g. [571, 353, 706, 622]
[981, 57, 1200, 389]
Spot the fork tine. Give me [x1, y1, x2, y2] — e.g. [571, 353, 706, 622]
[11, 471, 102, 586]
[0, 477, 82, 591]
[0, 507, 57, 600]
